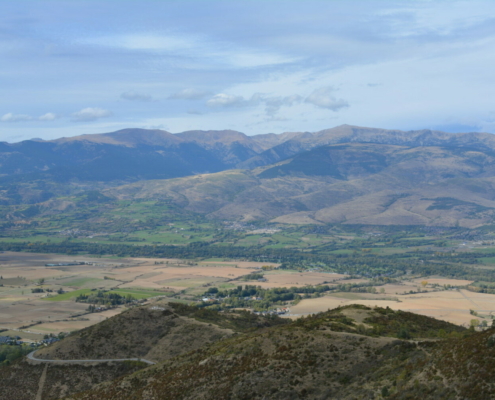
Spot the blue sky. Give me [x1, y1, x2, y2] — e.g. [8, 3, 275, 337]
[1, 0, 495, 142]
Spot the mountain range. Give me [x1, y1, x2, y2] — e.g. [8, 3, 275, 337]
[4, 125, 495, 227]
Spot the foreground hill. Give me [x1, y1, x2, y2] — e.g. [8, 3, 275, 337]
[34, 302, 285, 363]
[0, 302, 287, 400]
[0, 361, 145, 400]
[107, 142, 495, 227]
[0, 303, 474, 400]
[64, 305, 491, 400]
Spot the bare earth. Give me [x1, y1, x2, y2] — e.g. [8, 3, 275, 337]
[0, 252, 285, 339]
[1, 252, 494, 338]
[289, 289, 495, 325]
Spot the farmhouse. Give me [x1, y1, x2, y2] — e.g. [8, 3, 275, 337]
[0, 336, 12, 344]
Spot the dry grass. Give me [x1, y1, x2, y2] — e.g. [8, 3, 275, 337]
[0, 252, 282, 339]
[289, 288, 495, 325]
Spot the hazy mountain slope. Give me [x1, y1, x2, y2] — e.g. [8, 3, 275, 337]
[4, 125, 495, 226]
[106, 170, 260, 213]
[248, 131, 310, 150]
[3, 124, 495, 187]
[175, 130, 263, 165]
[107, 143, 495, 227]
[0, 140, 227, 183]
[0, 129, 266, 185]
[239, 124, 495, 169]
[54, 128, 185, 147]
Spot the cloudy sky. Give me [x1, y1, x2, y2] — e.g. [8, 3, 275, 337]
[1, 0, 495, 142]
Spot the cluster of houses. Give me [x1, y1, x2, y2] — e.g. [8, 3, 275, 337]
[0, 335, 61, 347]
[44, 262, 86, 267]
[201, 295, 266, 303]
[0, 335, 24, 346]
[254, 307, 290, 316]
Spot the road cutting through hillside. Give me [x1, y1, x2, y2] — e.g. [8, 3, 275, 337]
[27, 350, 156, 365]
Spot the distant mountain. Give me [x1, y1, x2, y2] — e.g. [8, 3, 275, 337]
[107, 142, 495, 227]
[3, 125, 495, 185]
[175, 130, 264, 165]
[54, 128, 184, 147]
[239, 124, 495, 168]
[4, 125, 495, 227]
[0, 139, 225, 183]
[0, 128, 265, 184]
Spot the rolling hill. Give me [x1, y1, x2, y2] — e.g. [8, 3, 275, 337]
[106, 142, 495, 227]
[66, 310, 494, 400]
[2, 302, 485, 400]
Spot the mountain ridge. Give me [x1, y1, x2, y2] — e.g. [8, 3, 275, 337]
[4, 125, 495, 227]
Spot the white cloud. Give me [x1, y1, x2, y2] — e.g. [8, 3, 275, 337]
[305, 87, 349, 111]
[206, 93, 247, 108]
[120, 91, 153, 102]
[169, 88, 209, 100]
[205, 91, 303, 116]
[71, 107, 112, 122]
[1, 113, 32, 122]
[223, 51, 298, 68]
[84, 34, 194, 52]
[264, 94, 303, 116]
[38, 112, 58, 121]
[83, 33, 295, 69]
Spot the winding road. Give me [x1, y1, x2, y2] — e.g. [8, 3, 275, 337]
[27, 350, 156, 365]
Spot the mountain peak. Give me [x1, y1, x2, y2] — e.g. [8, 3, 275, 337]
[53, 128, 183, 147]
[176, 129, 249, 144]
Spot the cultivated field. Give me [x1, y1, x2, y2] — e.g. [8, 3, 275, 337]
[1, 251, 494, 339]
[0, 252, 284, 339]
[289, 288, 494, 325]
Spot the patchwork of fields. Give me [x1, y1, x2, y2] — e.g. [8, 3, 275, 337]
[1, 250, 495, 340]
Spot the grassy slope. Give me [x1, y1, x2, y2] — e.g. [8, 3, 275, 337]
[0, 361, 146, 400]
[65, 305, 479, 400]
[34, 302, 287, 363]
[104, 143, 495, 227]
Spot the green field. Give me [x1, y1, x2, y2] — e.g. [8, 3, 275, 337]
[110, 288, 173, 298]
[43, 288, 94, 301]
[43, 287, 171, 302]
[62, 277, 103, 287]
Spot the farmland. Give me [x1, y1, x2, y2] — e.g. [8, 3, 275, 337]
[1, 245, 495, 341]
[3, 217, 495, 340]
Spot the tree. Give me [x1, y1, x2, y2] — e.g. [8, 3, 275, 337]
[421, 280, 428, 288]
[397, 327, 411, 339]
[470, 319, 480, 329]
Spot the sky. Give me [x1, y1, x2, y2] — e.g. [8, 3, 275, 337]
[1, 0, 495, 142]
